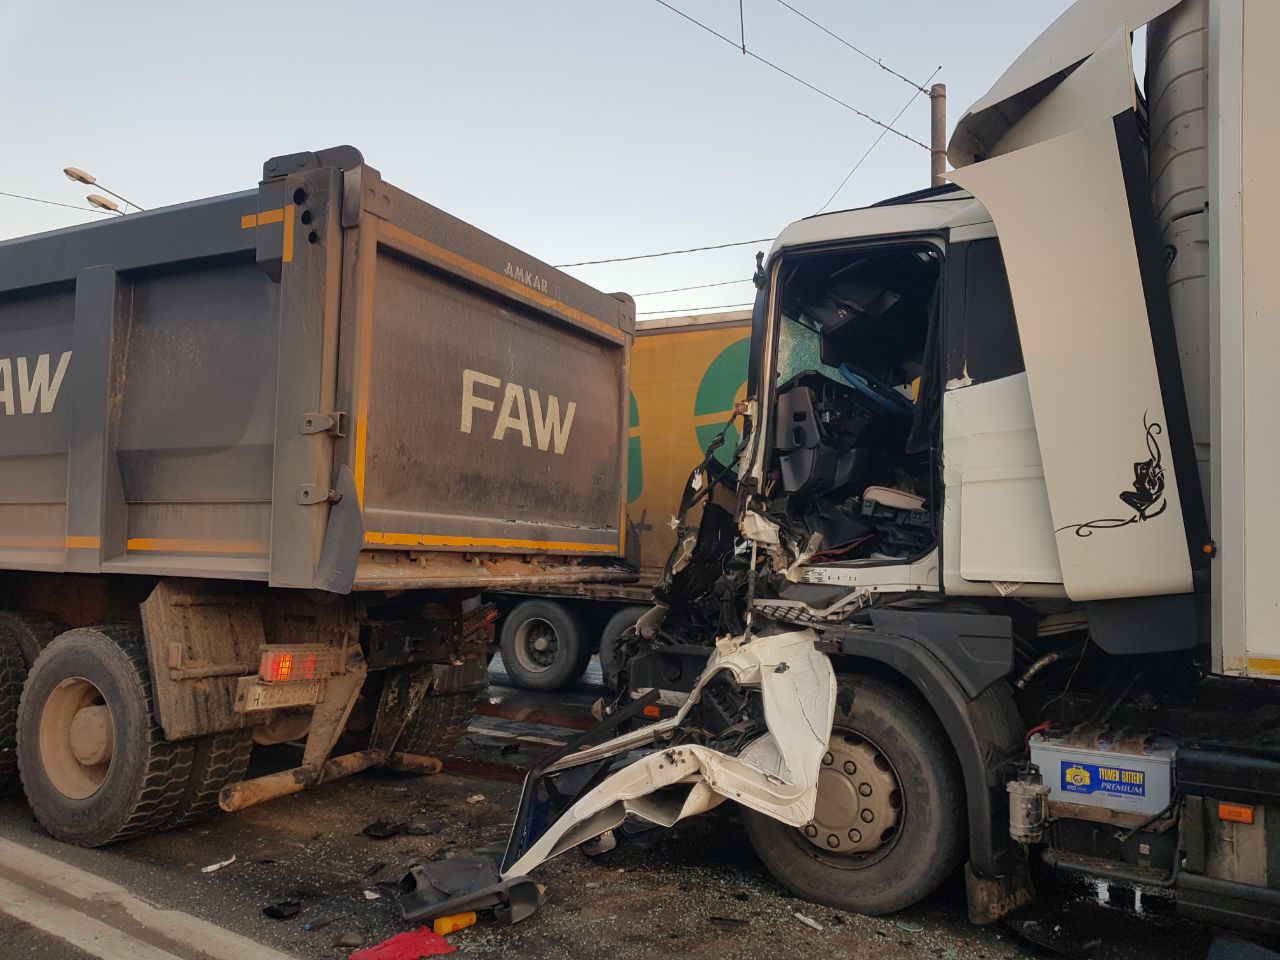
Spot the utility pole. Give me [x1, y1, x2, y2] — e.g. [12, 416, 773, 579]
[930, 83, 947, 187]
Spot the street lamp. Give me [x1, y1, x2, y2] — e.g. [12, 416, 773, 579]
[63, 166, 145, 212]
[86, 194, 122, 215]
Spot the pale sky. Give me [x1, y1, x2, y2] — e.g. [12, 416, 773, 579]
[0, 0, 1074, 317]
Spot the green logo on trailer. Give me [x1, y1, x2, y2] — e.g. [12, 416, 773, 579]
[627, 390, 643, 502]
[694, 337, 751, 468]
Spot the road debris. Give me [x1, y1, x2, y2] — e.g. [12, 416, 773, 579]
[432, 911, 477, 935]
[349, 927, 456, 959]
[200, 855, 236, 874]
[363, 889, 383, 900]
[794, 912, 824, 932]
[363, 814, 445, 840]
[466, 794, 486, 804]
[262, 900, 301, 920]
[333, 931, 364, 948]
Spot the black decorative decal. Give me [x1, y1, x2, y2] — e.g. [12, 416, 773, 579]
[1056, 414, 1167, 538]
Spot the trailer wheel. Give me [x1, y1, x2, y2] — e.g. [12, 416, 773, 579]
[17, 625, 195, 846]
[0, 625, 27, 793]
[598, 605, 650, 691]
[0, 613, 66, 669]
[396, 691, 477, 757]
[499, 600, 591, 692]
[742, 675, 963, 915]
[165, 731, 253, 829]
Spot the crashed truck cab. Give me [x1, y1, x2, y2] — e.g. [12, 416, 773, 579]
[424, 0, 1280, 936]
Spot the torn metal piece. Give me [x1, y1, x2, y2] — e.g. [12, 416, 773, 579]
[397, 858, 543, 926]
[499, 628, 835, 881]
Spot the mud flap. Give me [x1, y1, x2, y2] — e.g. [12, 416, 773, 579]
[497, 628, 835, 882]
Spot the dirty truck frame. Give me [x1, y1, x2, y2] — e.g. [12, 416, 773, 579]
[0, 145, 635, 846]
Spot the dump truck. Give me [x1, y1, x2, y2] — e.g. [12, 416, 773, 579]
[495, 310, 750, 691]
[0, 145, 634, 846]
[479, 0, 1280, 939]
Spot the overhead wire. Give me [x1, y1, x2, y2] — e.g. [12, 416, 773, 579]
[772, 0, 936, 95]
[817, 64, 942, 213]
[649, 0, 929, 150]
[632, 278, 753, 297]
[0, 189, 116, 215]
[555, 238, 770, 268]
[638, 300, 755, 316]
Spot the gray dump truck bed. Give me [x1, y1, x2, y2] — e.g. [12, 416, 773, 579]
[0, 145, 634, 592]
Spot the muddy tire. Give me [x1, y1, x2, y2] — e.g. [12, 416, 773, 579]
[0, 625, 27, 792]
[499, 600, 591, 692]
[17, 625, 195, 846]
[165, 730, 253, 829]
[598, 605, 650, 692]
[0, 613, 66, 670]
[396, 691, 476, 757]
[742, 674, 964, 915]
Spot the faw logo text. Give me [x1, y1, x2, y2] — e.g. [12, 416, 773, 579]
[460, 369, 576, 455]
[504, 262, 549, 294]
[0, 352, 72, 416]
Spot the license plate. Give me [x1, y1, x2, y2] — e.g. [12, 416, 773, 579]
[235, 677, 324, 712]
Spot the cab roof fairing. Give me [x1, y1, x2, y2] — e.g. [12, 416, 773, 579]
[948, 0, 1182, 167]
[766, 194, 990, 264]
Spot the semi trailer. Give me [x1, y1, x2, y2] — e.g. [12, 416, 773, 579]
[495, 310, 750, 692]
[472, 0, 1280, 939]
[0, 145, 634, 846]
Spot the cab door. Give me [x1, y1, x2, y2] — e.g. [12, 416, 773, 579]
[948, 30, 1207, 602]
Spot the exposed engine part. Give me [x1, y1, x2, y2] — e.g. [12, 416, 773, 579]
[751, 592, 870, 626]
[1029, 726, 1176, 827]
[1007, 766, 1052, 843]
[1015, 643, 1085, 690]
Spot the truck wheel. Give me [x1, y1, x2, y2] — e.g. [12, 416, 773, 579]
[17, 625, 195, 846]
[397, 691, 476, 757]
[499, 600, 591, 692]
[165, 731, 253, 829]
[742, 675, 963, 915]
[0, 626, 27, 792]
[0, 613, 66, 669]
[599, 605, 650, 691]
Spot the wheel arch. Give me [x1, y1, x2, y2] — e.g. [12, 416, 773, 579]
[826, 618, 1023, 880]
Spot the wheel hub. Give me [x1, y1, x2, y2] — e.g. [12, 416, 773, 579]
[801, 733, 901, 856]
[514, 618, 559, 672]
[39, 677, 114, 800]
[69, 704, 114, 766]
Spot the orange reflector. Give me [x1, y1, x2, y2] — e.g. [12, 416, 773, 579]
[433, 911, 477, 935]
[260, 651, 294, 682]
[642, 705, 661, 718]
[1219, 802, 1255, 825]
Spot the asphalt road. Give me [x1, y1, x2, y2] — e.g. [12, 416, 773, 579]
[0, 660, 1262, 960]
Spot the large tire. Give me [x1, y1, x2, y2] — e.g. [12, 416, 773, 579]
[742, 674, 964, 915]
[499, 600, 591, 692]
[396, 691, 476, 757]
[165, 731, 253, 829]
[0, 612, 66, 669]
[598, 605, 651, 692]
[17, 625, 195, 846]
[0, 625, 26, 793]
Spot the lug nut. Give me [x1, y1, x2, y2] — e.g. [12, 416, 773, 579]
[826, 835, 840, 849]
[858, 782, 872, 797]
[848, 828, 862, 843]
[804, 824, 818, 838]
[822, 752, 833, 766]
[843, 761, 857, 774]
[861, 809, 874, 823]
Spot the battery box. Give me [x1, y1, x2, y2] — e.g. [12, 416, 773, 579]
[1029, 728, 1175, 818]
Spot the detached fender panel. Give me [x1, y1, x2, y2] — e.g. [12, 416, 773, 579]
[830, 623, 1023, 878]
